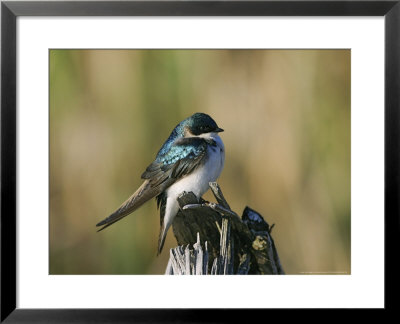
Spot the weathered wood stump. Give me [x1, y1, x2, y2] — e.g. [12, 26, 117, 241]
[165, 182, 284, 275]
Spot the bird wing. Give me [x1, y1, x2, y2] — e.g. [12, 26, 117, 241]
[142, 137, 211, 183]
[96, 137, 210, 232]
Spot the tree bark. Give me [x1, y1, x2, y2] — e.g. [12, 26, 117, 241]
[166, 182, 284, 275]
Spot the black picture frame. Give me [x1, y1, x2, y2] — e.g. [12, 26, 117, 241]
[1, 0, 398, 321]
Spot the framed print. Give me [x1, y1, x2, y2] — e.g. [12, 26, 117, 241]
[1, 0, 398, 321]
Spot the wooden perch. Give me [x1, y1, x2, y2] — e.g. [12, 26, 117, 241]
[166, 182, 284, 275]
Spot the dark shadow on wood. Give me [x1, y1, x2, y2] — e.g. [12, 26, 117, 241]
[168, 182, 284, 275]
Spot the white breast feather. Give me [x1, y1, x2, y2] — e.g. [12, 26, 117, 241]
[161, 133, 225, 240]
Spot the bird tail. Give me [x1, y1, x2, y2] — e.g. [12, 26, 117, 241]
[158, 228, 167, 256]
[96, 180, 154, 232]
[158, 223, 173, 256]
[156, 209, 175, 255]
[156, 193, 180, 255]
[156, 193, 168, 255]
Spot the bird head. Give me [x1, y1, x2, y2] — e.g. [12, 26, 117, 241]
[184, 113, 224, 136]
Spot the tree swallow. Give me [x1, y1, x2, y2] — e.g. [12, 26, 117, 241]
[96, 113, 225, 254]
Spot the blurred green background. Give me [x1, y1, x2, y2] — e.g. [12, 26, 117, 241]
[49, 49, 350, 275]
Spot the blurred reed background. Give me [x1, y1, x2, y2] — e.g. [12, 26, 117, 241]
[49, 49, 350, 274]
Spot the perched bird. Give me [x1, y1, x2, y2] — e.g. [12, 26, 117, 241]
[96, 113, 225, 254]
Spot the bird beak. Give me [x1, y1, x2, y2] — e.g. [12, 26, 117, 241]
[215, 127, 224, 133]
